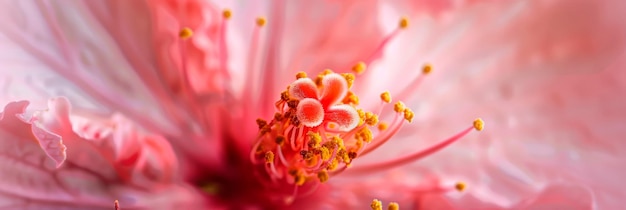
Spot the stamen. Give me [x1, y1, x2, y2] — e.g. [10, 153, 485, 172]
[346, 120, 484, 174]
[397, 63, 433, 101]
[364, 17, 410, 65]
[243, 16, 267, 129]
[378, 122, 389, 131]
[371, 199, 383, 210]
[388, 202, 399, 210]
[473, 118, 484, 131]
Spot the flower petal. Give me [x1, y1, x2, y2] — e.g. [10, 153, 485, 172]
[0, 99, 207, 209]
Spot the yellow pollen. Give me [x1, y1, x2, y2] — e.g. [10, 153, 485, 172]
[365, 112, 379, 126]
[295, 71, 308, 79]
[317, 170, 329, 183]
[320, 147, 331, 161]
[343, 91, 359, 105]
[179, 27, 193, 39]
[307, 131, 322, 148]
[264, 151, 274, 163]
[321, 69, 333, 75]
[326, 159, 339, 170]
[380, 91, 391, 103]
[455, 182, 467, 192]
[394, 101, 406, 113]
[222, 9, 232, 19]
[256, 16, 266, 27]
[378, 122, 389, 131]
[343, 73, 355, 89]
[422, 63, 433, 74]
[388, 202, 400, 210]
[399, 17, 409, 29]
[403, 108, 414, 123]
[371, 199, 383, 210]
[473, 118, 484, 131]
[352, 61, 367, 74]
[358, 127, 373, 143]
[315, 75, 324, 87]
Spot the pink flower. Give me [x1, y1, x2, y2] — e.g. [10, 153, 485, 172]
[0, 0, 625, 209]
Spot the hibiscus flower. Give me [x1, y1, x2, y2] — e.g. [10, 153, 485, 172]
[0, 0, 624, 209]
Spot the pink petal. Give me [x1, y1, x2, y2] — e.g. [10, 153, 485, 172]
[0, 99, 206, 209]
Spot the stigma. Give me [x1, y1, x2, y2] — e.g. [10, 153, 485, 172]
[250, 68, 415, 186]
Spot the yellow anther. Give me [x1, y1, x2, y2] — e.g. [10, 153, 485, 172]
[222, 9, 232, 19]
[321, 69, 333, 75]
[365, 112, 379, 126]
[315, 75, 324, 87]
[455, 182, 467, 192]
[295, 71, 308, 79]
[371, 199, 383, 210]
[264, 151, 274, 163]
[317, 170, 329, 183]
[256, 16, 266, 27]
[320, 147, 331, 161]
[378, 122, 389, 131]
[403, 108, 414, 123]
[275, 135, 286, 146]
[294, 173, 306, 186]
[280, 90, 290, 101]
[387, 202, 399, 210]
[380, 91, 391, 103]
[256, 118, 267, 129]
[393, 101, 406, 113]
[331, 136, 345, 149]
[352, 61, 367, 74]
[357, 127, 373, 143]
[179, 27, 193, 39]
[326, 159, 339, 170]
[307, 132, 322, 148]
[342, 91, 359, 105]
[343, 73, 355, 89]
[473, 118, 484, 131]
[422, 63, 433, 74]
[399, 17, 409, 29]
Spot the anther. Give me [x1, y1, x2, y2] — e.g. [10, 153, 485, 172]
[222, 9, 232, 19]
[380, 91, 391, 103]
[265, 151, 275, 163]
[256, 118, 268, 129]
[378, 122, 389, 131]
[317, 170, 329, 182]
[343, 73, 355, 89]
[422, 63, 433, 74]
[388, 202, 399, 210]
[399, 17, 409, 29]
[455, 182, 466, 192]
[403, 108, 414, 123]
[296, 71, 308, 79]
[394, 102, 406, 113]
[294, 173, 306, 186]
[473, 118, 484, 131]
[371, 199, 383, 210]
[352, 61, 367, 74]
[256, 16, 267, 27]
[179, 27, 193, 39]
